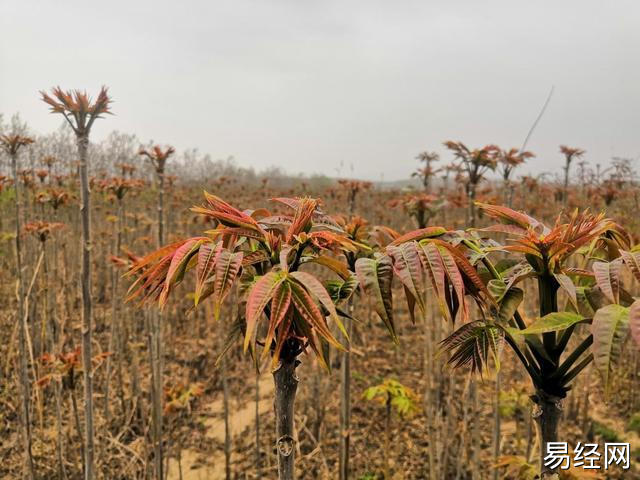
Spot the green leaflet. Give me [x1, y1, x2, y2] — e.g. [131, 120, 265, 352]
[440, 320, 504, 374]
[621, 250, 640, 283]
[517, 312, 584, 335]
[290, 270, 348, 340]
[355, 255, 397, 343]
[325, 273, 358, 305]
[591, 303, 630, 395]
[387, 243, 426, 316]
[212, 250, 243, 321]
[554, 272, 578, 311]
[488, 279, 507, 303]
[593, 260, 621, 305]
[244, 271, 285, 352]
[495, 287, 524, 325]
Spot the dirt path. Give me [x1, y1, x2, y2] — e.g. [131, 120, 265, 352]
[167, 375, 274, 480]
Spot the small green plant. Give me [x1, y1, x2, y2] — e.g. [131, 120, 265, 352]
[357, 473, 378, 480]
[627, 412, 640, 434]
[592, 421, 621, 443]
[363, 378, 419, 479]
[498, 388, 528, 419]
[364, 378, 419, 417]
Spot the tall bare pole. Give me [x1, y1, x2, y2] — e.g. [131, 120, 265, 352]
[41, 87, 113, 480]
[139, 145, 175, 480]
[1, 134, 36, 480]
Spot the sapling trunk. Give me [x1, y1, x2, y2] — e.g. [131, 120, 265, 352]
[11, 150, 36, 480]
[493, 371, 501, 480]
[534, 273, 564, 478]
[69, 383, 85, 477]
[157, 167, 164, 247]
[147, 311, 163, 480]
[104, 195, 123, 422]
[338, 310, 353, 480]
[255, 369, 261, 480]
[55, 382, 69, 480]
[384, 392, 391, 480]
[470, 381, 479, 479]
[563, 160, 570, 207]
[273, 350, 300, 480]
[532, 391, 563, 479]
[221, 346, 231, 480]
[467, 182, 477, 227]
[75, 134, 96, 480]
[150, 165, 166, 480]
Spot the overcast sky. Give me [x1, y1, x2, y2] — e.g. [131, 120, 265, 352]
[1, 1, 639, 181]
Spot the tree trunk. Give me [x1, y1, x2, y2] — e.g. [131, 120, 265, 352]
[384, 393, 391, 480]
[157, 169, 165, 245]
[104, 196, 123, 422]
[467, 183, 477, 228]
[273, 354, 300, 480]
[469, 381, 479, 480]
[77, 134, 95, 480]
[537, 275, 559, 356]
[150, 168, 166, 480]
[222, 361, 231, 480]
[338, 311, 353, 480]
[11, 152, 36, 480]
[493, 371, 501, 480]
[55, 382, 69, 480]
[255, 369, 261, 480]
[563, 160, 570, 207]
[70, 386, 85, 478]
[147, 312, 163, 480]
[532, 391, 563, 479]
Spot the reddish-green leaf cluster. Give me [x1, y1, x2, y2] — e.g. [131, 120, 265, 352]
[127, 193, 356, 367]
[0, 134, 34, 156]
[355, 225, 494, 342]
[40, 86, 112, 135]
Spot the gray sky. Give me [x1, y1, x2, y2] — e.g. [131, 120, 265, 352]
[1, 0, 639, 181]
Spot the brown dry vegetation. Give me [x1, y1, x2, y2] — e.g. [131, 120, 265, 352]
[1, 109, 640, 480]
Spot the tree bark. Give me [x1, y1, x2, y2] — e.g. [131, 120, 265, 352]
[147, 312, 163, 480]
[157, 169, 164, 246]
[384, 393, 391, 480]
[273, 354, 300, 480]
[532, 391, 563, 479]
[339, 309, 353, 480]
[563, 160, 570, 207]
[55, 382, 69, 480]
[222, 359, 231, 480]
[467, 183, 477, 228]
[255, 369, 261, 480]
[104, 195, 123, 422]
[470, 381, 479, 480]
[11, 151, 36, 480]
[150, 168, 165, 480]
[493, 371, 501, 480]
[77, 134, 95, 480]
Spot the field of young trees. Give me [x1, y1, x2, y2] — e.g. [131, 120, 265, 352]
[2, 88, 640, 480]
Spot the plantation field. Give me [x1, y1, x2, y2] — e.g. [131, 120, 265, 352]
[1, 99, 640, 480]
